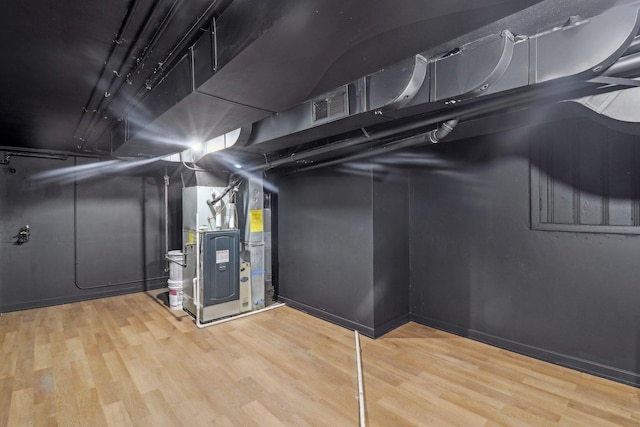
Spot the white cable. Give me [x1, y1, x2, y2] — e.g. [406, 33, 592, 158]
[355, 330, 366, 427]
[180, 152, 207, 171]
[195, 217, 201, 326]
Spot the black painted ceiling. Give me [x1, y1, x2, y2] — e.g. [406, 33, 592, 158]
[0, 0, 632, 155]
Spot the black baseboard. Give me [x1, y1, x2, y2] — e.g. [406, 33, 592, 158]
[0, 280, 166, 313]
[410, 314, 469, 337]
[374, 312, 411, 338]
[279, 297, 409, 338]
[279, 297, 376, 337]
[410, 313, 640, 388]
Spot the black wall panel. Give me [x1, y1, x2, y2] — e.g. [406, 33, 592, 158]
[277, 169, 376, 332]
[0, 156, 172, 312]
[276, 165, 410, 337]
[75, 172, 164, 288]
[372, 169, 410, 335]
[409, 120, 640, 386]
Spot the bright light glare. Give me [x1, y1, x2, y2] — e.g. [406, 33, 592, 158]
[204, 135, 225, 153]
[233, 163, 243, 169]
[30, 156, 163, 184]
[162, 153, 182, 162]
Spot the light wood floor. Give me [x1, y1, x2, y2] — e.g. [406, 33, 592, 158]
[0, 293, 638, 426]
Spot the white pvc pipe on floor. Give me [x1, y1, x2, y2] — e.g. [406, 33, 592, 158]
[195, 217, 201, 327]
[195, 302, 285, 329]
[355, 330, 366, 427]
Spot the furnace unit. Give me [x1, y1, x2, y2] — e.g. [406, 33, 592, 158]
[182, 186, 241, 323]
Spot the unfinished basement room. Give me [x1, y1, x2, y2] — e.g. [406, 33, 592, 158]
[1, 0, 639, 425]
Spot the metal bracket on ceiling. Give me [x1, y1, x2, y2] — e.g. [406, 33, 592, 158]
[385, 55, 429, 110]
[427, 5, 640, 107]
[430, 29, 516, 103]
[466, 30, 516, 98]
[366, 54, 429, 112]
[530, 6, 640, 84]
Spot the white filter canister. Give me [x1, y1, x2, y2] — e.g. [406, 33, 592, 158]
[167, 250, 184, 282]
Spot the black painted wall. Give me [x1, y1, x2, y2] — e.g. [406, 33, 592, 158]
[409, 119, 640, 386]
[275, 115, 640, 386]
[372, 168, 410, 332]
[276, 166, 409, 337]
[0, 156, 178, 312]
[277, 169, 375, 332]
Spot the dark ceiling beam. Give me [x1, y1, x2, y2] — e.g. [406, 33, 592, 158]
[77, 0, 184, 149]
[72, 0, 142, 144]
[81, 0, 233, 152]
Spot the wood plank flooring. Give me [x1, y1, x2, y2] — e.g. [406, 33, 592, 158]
[0, 292, 638, 426]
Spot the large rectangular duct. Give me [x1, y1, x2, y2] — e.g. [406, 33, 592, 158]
[236, 5, 640, 162]
[114, 32, 271, 157]
[111, 0, 550, 158]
